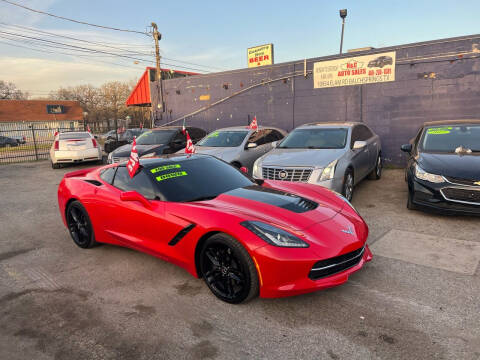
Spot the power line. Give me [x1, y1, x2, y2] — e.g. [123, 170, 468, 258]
[0, 30, 210, 72]
[0, 0, 148, 36]
[0, 22, 226, 71]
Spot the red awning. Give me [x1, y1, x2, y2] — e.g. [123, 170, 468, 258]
[126, 68, 152, 107]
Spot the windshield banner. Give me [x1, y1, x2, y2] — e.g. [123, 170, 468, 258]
[313, 51, 396, 89]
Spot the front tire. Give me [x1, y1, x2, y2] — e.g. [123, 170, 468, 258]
[368, 154, 382, 180]
[200, 234, 258, 304]
[66, 200, 97, 248]
[342, 170, 354, 202]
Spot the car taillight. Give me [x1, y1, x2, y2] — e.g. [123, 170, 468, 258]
[91, 138, 98, 148]
[54, 140, 59, 150]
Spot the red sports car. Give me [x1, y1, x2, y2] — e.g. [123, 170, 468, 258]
[58, 155, 372, 303]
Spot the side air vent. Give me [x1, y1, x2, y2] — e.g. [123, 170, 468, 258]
[169, 224, 196, 246]
[84, 180, 103, 186]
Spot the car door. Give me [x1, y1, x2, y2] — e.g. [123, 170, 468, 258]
[359, 125, 378, 172]
[99, 166, 175, 257]
[350, 125, 371, 181]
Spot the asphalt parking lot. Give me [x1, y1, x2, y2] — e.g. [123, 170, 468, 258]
[0, 161, 479, 360]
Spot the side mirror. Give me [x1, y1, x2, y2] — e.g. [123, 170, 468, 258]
[401, 144, 413, 153]
[94, 135, 98, 139]
[353, 140, 367, 150]
[247, 142, 257, 149]
[120, 191, 151, 208]
[240, 166, 248, 174]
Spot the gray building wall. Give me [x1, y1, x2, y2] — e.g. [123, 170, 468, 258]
[151, 35, 480, 166]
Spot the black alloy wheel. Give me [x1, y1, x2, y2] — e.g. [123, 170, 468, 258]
[342, 170, 354, 202]
[66, 201, 96, 248]
[200, 234, 258, 304]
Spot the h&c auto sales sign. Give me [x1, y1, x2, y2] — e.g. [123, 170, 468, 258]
[313, 51, 396, 89]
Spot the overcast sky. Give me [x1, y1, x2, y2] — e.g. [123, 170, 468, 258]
[0, 0, 479, 96]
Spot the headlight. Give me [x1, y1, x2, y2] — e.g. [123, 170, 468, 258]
[241, 221, 309, 248]
[141, 152, 156, 158]
[252, 160, 262, 178]
[415, 165, 444, 183]
[319, 159, 338, 181]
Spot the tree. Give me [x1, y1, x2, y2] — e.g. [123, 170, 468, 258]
[0, 80, 28, 99]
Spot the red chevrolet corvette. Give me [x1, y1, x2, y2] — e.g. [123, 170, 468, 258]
[58, 155, 372, 303]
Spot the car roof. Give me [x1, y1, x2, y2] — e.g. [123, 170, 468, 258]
[209, 125, 283, 131]
[423, 119, 480, 127]
[297, 122, 363, 128]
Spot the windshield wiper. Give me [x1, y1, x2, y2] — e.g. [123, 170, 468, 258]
[185, 195, 218, 202]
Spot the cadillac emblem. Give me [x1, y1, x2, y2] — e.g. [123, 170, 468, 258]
[279, 170, 288, 179]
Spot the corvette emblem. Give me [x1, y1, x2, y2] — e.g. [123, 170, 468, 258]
[279, 170, 288, 179]
[341, 225, 355, 235]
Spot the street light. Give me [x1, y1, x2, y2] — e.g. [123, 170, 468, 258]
[339, 9, 347, 54]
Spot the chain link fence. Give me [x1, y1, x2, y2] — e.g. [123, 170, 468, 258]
[0, 121, 119, 165]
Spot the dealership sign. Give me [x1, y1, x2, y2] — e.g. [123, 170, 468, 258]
[313, 51, 396, 89]
[248, 44, 274, 68]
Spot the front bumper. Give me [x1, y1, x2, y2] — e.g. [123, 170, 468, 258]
[411, 178, 480, 215]
[52, 149, 101, 164]
[253, 244, 372, 298]
[314, 176, 344, 194]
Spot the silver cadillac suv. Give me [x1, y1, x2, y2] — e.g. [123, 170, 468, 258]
[252, 122, 382, 201]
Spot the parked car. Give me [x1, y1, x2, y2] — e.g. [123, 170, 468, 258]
[101, 130, 116, 141]
[0, 135, 19, 147]
[50, 131, 102, 169]
[58, 154, 372, 303]
[368, 56, 393, 68]
[104, 128, 147, 153]
[191, 126, 286, 170]
[10, 135, 26, 144]
[252, 122, 382, 201]
[401, 119, 480, 215]
[107, 126, 206, 164]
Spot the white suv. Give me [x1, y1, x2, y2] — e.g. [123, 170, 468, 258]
[50, 131, 102, 169]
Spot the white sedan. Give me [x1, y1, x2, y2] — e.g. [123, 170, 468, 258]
[50, 131, 102, 169]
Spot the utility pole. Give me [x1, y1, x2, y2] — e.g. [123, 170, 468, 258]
[151, 22, 164, 122]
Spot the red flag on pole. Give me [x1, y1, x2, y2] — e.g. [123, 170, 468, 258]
[248, 116, 258, 130]
[126, 137, 140, 178]
[87, 125, 91, 133]
[185, 131, 195, 154]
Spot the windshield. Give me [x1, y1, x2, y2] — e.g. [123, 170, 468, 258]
[146, 157, 253, 202]
[197, 130, 248, 147]
[136, 130, 176, 145]
[420, 125, 480, 153]
[278, 128, 348, 149]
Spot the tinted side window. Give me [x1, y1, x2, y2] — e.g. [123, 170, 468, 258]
[100, 167, 116, 184]
[357, 125, 373, 141]
[188, 128, 207, 141]
[172, 131, 185, 144]
[350, 127, 360, 148]
[248, 129, 271, 146]
[113, 167, 157, 199]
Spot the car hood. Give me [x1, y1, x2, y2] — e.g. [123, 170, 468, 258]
[417, 152, 480, 180]
[192, 183, 348, 231]
[112, 144, 168, 157]
[193, 146, 240, 161]
[258, 148, 345, 168]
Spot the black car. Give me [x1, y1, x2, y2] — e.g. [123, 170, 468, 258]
[401, 120, 480, 215]
[368, 56, 393, 68]
[0, 135, 19, 147]
[104, 128, 147, 153]
[107, 126, 206, 164]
